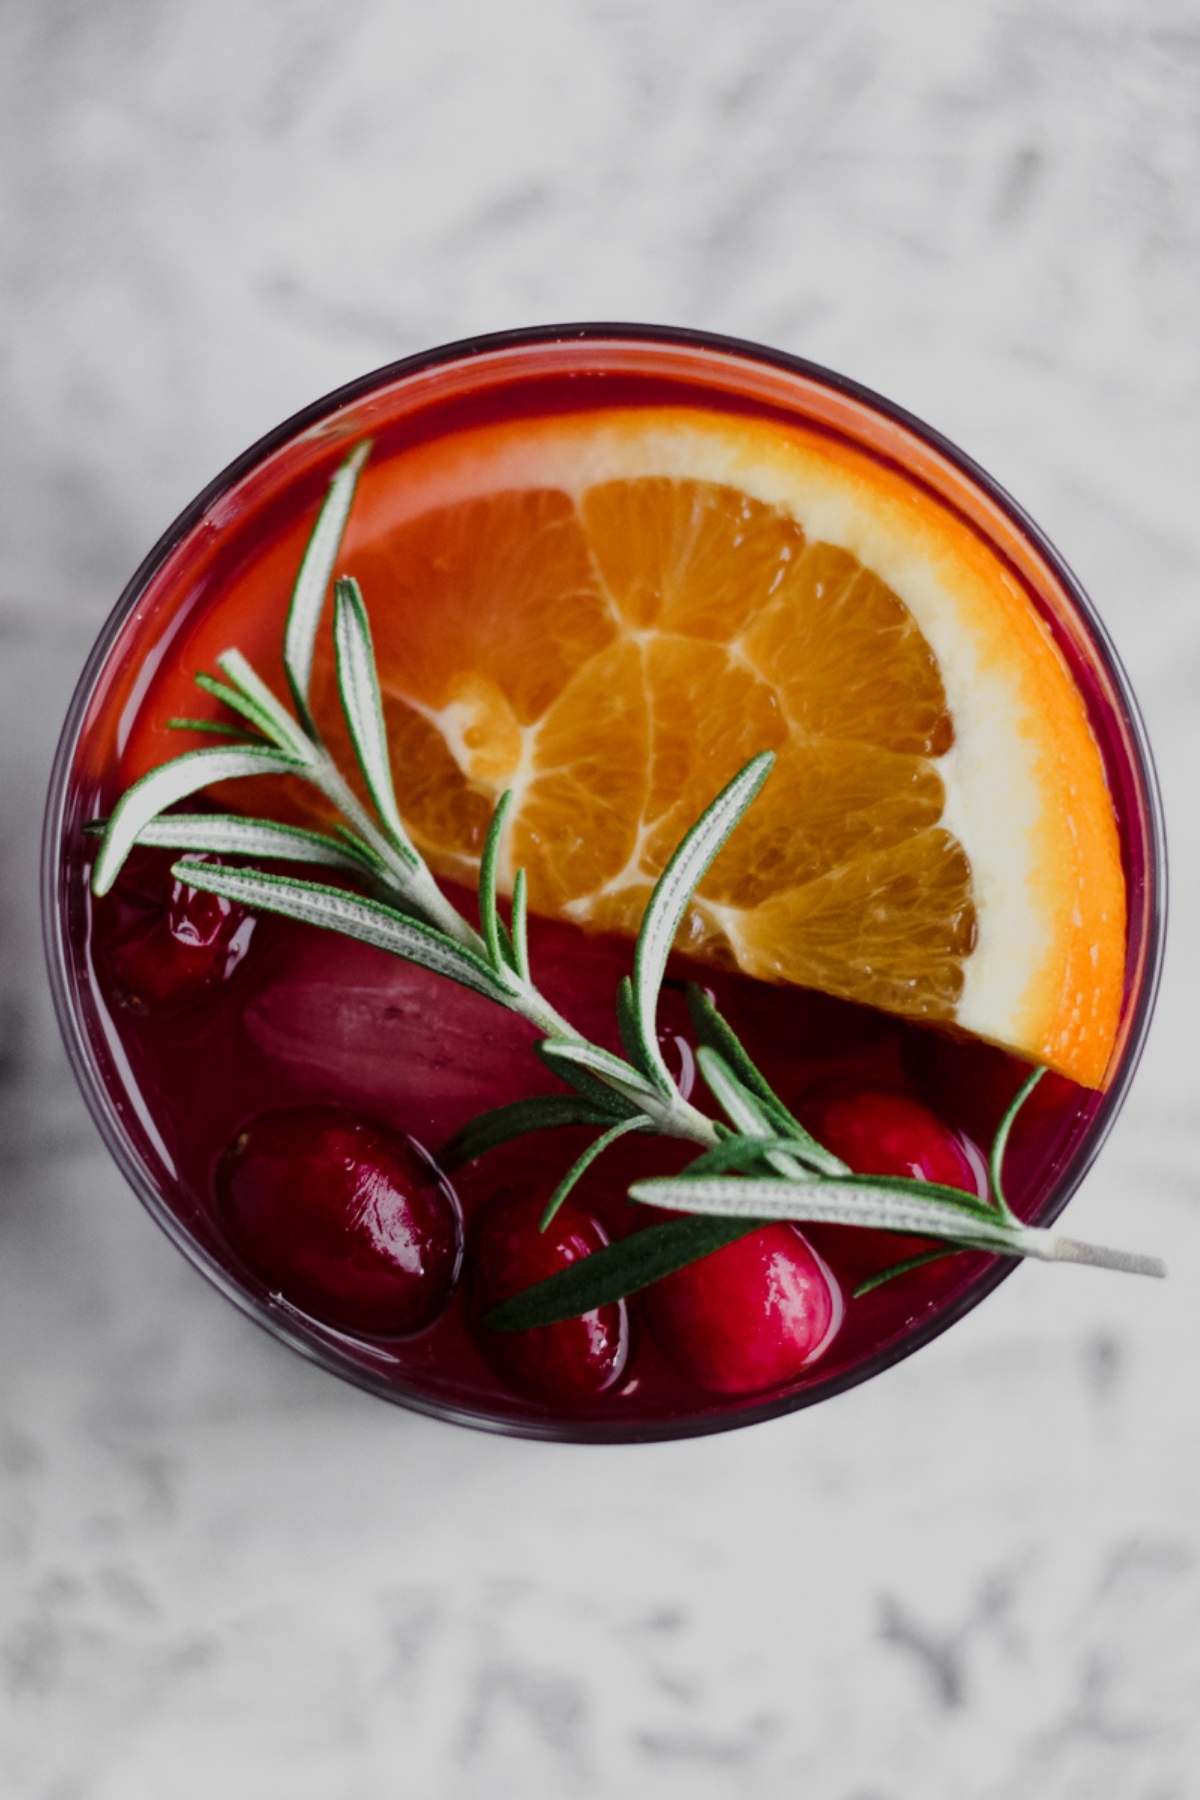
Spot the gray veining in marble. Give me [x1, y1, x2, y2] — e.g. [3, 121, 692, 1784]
[2, 1, 1198, 1794]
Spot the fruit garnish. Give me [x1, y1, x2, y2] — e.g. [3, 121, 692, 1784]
[290, 411, 1124, 1089]
[645, 1224, 839, 1396]
[100, 848, 251, 1009]
[800, 1085, 985, 1193]
[469, 1190, 629, 1401]
[87, 443, 1165, 1339]
[797, 1085, 986, 1296]
[217, 1107, 462, 1336]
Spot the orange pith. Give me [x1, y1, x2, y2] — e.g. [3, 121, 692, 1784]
[289, 408, 1124, 1089]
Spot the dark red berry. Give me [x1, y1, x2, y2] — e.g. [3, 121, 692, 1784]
[799, 1085, 986, 1194]
[798, 1084, 987, 1290]
[217, 1108, 462, 1337]
[104, 851, 251, 1009]
[471, 1190, 629, 1403]
[646, 1225, 840, 1395]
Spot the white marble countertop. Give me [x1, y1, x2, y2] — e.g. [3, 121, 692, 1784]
[3, 2, 1198, 1794]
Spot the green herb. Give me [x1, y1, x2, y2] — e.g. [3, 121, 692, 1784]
[538, 1115, 652, 1232]
[629, 752, 773, 1097]
[89, 440, 1167, 1330]
[484, 1214, 761, 1330]
[441, 1095, 620, 1170]
[486, 1046, 1163, 1330]
[852, 1249, 954, 1300]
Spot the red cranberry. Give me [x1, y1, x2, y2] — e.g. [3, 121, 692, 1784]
[799, 1086, 986, 1194]
[646, 1225, 840, 1395]
[798, 1085, 987, 1289]
[104, 851, 251, 1009]
[217, 1108, 462, 1337]
[471, 1190, 629, 1403]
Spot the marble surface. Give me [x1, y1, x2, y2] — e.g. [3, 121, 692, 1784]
[3, 1, 1199, 1794]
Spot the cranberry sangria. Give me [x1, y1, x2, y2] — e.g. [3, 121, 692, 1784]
[44, 327, 1164, 1440]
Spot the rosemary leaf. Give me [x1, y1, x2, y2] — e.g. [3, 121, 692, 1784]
[631, 1172, 1165, 1276]
[441, 1095, 622, 1170]
[686, 983, 780, 1101]
[331, 822, 391, 877]
[539, 1040, 662, 1114]
[171, 860, 510, 1004]
[615, 974, 660, 1086]
[478, 791, 514, 975]
[695, 1046, 813, 1181]
[166, 717, 249, 739]
[484, 1214, 761, 1331]
[215, 649, 315, 762]
[684, 1134, 826, 1177]
[989, 1065, 1045, 1222]
[853, 1249, 959, 1298]
[631, 753, 774, 1095]
[332, 576, 420, 863]
[284, 438, 372, 728]
[494, 916, 518, 967]
[636, 1170, 1017, 1234]
[112, 812, 376, 874]
[534, 1041, 640, 1116]
[686, 984, 836, 1159]
[193, 671, 282, 744]
[91, 745, 302, 895]
[539, 1115, 653, 1230]
[509, 867, 530, 981]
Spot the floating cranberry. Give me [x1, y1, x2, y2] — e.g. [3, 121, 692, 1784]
[103, 850, 251, 1009]
[799, 1085, 985, 1194]
[646, 1224, 839, 1395]
[471, 1190, 629, 1403]
[798, 1084, 987, 1291]
[217, 1108, 462, 1337]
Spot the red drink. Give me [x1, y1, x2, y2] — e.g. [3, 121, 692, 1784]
[43, 327, 1164, 1440]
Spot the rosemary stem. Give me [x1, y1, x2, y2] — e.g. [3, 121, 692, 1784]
[662, 1102, 722, 1147]
[513, 984, 720, 1146]
[1042, 1234, 1167, 1279]
[932, 1224, 1167, 1278]
[309, 759, 477, 945]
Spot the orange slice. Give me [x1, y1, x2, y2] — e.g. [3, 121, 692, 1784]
[304, 408, 1125, 1088]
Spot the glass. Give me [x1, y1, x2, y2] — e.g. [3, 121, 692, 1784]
[42, 324, 1166, 1441]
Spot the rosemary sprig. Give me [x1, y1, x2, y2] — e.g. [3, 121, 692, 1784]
[484, 1047, 1164, 1331]
[90, 444, 721, 1156]
[88, 438, 1166, 1331]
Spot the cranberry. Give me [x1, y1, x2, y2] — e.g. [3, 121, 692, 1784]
[471, 1190, 629, 1403]
[104, 851, 251, 1009]
[799, 1086, 985, 1194]
[646, 1225, 840, 1395]
[217, 1108, 462, 1337]
[798, 1085, 987, 1290]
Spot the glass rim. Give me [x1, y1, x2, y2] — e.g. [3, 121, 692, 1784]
[41, 321, 1168, 1444]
